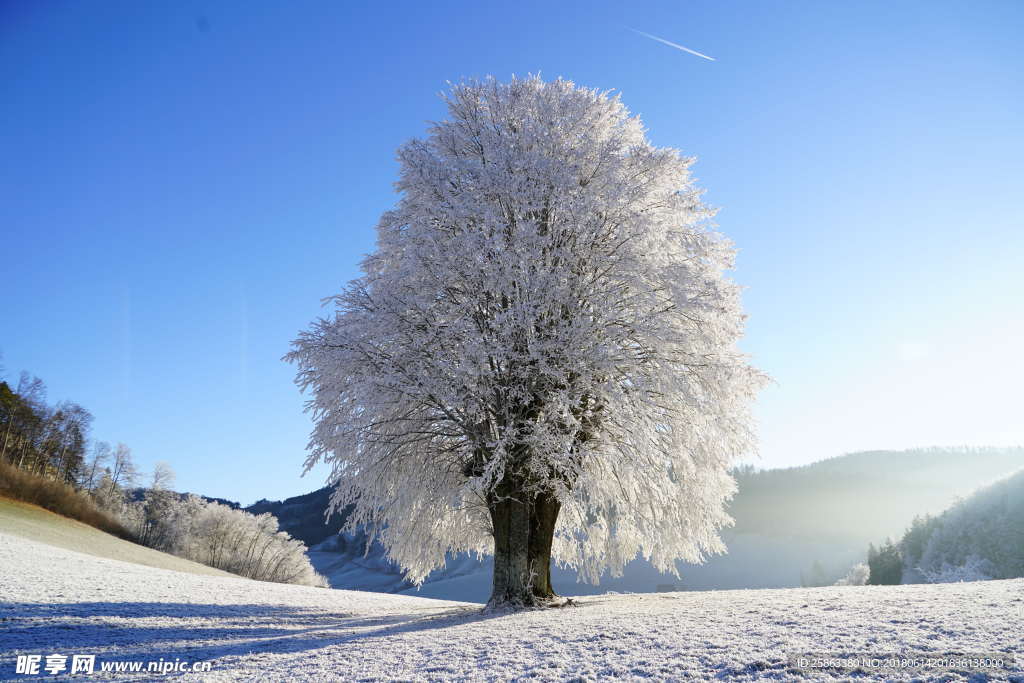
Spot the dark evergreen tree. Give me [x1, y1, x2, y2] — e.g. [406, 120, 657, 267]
[867, 539, 903, 585]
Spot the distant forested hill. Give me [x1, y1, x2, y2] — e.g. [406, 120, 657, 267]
[895, 467, 1024, 583]
[245, 487, 348, 548]
[729, 446, 1024, 541]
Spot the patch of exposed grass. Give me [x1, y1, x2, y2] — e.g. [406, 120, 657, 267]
[0, 496, 235, 578]
[0, 460, 133, 539]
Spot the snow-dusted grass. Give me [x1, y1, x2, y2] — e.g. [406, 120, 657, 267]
[2, 532, 1022, 680]
[0, 497, 231, 578]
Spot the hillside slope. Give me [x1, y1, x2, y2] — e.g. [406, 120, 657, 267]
[0, 496, 233, 579]
[1, 532, 1021, 680]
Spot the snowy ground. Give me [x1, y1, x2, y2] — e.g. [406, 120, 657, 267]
[2, 532, 1022, 680]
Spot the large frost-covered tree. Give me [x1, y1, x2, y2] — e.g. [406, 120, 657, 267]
[288, 76, 764, 607]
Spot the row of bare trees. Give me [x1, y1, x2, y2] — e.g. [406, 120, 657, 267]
[2, 373, 93, 484]
[0, 370, 145, 498]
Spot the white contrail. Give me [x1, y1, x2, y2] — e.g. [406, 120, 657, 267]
[629, 28, 716, 61]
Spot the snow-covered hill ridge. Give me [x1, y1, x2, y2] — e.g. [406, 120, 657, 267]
[2, 532, 1022, 680]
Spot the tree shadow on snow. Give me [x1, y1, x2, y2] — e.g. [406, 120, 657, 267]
[0, 600, 510, 667]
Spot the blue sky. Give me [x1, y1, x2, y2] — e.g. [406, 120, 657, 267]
[2, 1, 1021, 505]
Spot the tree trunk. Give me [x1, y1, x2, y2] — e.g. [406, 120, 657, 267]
[487, 477, 562, 608]
[1, 415, 14, 462]
[527, 489, 561, 600]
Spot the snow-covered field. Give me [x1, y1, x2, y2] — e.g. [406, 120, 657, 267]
[2, 531, 1022, 681]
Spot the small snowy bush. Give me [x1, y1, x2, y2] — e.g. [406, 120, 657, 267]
[834, 562, 869, 586]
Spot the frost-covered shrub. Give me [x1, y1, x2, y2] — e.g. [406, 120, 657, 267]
[919, 554, 994, 584]
[834, 562, 869, 586]
[100, 486, 326, 587]
[127, 491, 205, 554]
[91, 473, 129, 514]
[184, 501, 327, 587]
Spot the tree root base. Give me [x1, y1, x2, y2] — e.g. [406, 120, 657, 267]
[483, 594, 578, 612]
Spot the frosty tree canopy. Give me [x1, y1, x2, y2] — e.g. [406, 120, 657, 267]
[287, 76, 765, 607]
